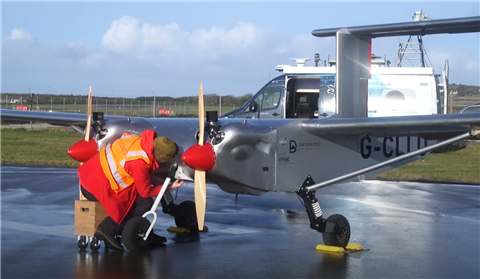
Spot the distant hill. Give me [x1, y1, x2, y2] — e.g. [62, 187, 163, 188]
[449, 84, 480, 96]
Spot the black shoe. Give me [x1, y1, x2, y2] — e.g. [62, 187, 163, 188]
[94, 227, 124, 251]
[147, 232, 167, 246]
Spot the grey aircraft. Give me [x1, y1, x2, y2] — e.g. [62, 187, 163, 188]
[2, 15, 480, 251]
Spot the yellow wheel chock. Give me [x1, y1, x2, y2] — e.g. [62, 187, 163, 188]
[315, 243, 367, 253]
[168, 226, 209, 233]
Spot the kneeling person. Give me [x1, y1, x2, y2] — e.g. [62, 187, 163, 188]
[78, 130, 184, 250]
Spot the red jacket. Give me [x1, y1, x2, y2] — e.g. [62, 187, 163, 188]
[78, 130, 162, 224]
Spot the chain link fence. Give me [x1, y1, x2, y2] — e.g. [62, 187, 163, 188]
[1, 92, 479, 117]
[1, 94, 246, 118]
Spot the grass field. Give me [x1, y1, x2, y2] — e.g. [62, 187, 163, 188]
[374, 144, 480, 184]
[1, 127, 479, 184]
[1, 127, 80, 167]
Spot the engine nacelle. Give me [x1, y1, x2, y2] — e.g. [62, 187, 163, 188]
[207, 121, 277, 195]
[96, 118, 156, 151]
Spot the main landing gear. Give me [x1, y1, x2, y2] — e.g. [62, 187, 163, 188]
[296, 175, 351, 248]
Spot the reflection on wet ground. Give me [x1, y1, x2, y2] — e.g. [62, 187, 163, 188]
[2, 166, 479, 278]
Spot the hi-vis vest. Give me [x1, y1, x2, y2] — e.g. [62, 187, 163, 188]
[99, 133, 151, 194]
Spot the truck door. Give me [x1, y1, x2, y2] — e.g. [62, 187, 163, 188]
[244, 87, 283, 118]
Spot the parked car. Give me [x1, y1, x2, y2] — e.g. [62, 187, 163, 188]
[458, 103, 480, 114]
[458, 102, 480, 142]
[433, 102, 480, 153]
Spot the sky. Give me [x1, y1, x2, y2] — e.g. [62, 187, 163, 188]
[1, 1, 479, 97]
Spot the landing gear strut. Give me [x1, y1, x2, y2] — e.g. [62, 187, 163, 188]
[296, 175, 350, 248]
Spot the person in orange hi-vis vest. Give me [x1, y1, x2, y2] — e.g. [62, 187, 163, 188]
[78, 129, 184, 251]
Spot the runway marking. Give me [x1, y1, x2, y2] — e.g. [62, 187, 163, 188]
[336, 197, 450, 217]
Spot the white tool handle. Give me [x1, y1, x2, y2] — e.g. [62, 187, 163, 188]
[141, 177, 172, 240]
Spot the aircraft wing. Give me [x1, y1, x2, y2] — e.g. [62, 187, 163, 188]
[1, 109, 128, 126]
[311, 16, 480, 38]
[302, 113, 480, 139]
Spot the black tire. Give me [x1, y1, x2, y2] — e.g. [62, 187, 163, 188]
[122, 217, 151, 252]
[77, 236, 88, 250]
[89, 236, 101, 251]
[174, 201, 199, 235]
[322, 214, 350, 248]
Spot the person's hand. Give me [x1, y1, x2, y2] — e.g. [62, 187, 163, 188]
[167, 179, 184, 190]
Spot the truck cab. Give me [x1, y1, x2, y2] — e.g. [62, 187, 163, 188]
[221, 57, 441, 119]
[221, 75, 286, 119]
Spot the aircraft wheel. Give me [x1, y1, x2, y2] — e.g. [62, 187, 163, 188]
[77, 236, 88, 250]
[322, 214, 350, 248]
[90, 236, 101, 251]
[122, 217, 151, 252]
[174, 201, 199, 235]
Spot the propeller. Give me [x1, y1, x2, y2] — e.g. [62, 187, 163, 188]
[67, 86, 95, 200]
[181, 83, 216, 231]
[68, 86, 98, 163]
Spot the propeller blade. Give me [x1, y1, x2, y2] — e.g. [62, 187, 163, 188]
[194, 83, 206, 231]
[198, 83, 204, 146]
[79, 86, 94, 200]
[84, 86, 93, 142]
[71, 86, 96, 163]
[194, 170, 206, 231]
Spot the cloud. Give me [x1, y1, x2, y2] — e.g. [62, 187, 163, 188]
[1, 16, 335, 96]
[98, 16, 278, 67]
[96, 16, 335, 71]
[5, 28, 35, 41]
[11, 15, 478, 98]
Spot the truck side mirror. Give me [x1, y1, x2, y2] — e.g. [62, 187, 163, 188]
[249, 101, 258, 112]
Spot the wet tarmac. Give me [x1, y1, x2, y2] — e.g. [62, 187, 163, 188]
[1, 166, 479, 279]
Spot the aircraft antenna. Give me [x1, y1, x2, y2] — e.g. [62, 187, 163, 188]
[396, 10, 434, 67]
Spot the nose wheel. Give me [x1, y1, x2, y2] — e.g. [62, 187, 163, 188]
[322, 214, 350, 248]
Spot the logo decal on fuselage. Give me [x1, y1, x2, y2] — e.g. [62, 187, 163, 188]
[289, 140, 297, 153]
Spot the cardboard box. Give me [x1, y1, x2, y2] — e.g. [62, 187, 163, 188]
[74, 200, 108, 236]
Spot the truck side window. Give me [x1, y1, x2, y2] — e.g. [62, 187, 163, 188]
[261, 89, 281, 110]
[244, 93, 263, 112]
[244, 88, 281, 112]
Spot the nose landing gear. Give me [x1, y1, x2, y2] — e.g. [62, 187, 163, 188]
[296, 175, 351, 248]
